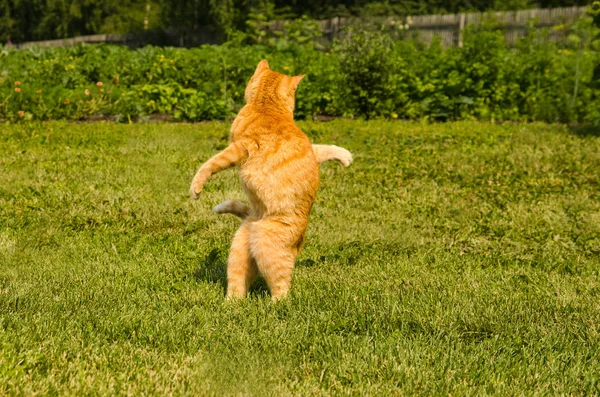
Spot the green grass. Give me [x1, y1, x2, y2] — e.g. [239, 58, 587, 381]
[1, 120, 599, 395]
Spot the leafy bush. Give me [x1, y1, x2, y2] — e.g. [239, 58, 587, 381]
[0, 15, 598, 124]
[336, 29, 398, 119]
[588, 1, 600, 126]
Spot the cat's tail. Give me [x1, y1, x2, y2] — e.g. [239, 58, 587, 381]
[213, 200, 250, 219]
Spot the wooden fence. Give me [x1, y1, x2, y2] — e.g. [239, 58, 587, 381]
[271, 6, 589, 47]
[14, 29, 223, 49]
[14, 6, 589, 49]
[16, 34, 126, 49]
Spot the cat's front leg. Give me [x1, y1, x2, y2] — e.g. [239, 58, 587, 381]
[190, 141, 248, 199]
[312, 144, 353, 167]
[189, 167, 210, 200]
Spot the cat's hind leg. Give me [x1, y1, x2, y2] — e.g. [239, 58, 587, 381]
[226, 220, 259, 299]
[249, 218, 302, 300]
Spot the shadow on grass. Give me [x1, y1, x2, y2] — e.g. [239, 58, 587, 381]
[568, 125, 600, 138]
[193, 248, 270, 298]
[193, 248, 227, 292]
[296, 258, 318, 267]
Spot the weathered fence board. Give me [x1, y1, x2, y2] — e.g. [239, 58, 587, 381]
[308, 6, 588, 47]
[16, 34, 126, 49]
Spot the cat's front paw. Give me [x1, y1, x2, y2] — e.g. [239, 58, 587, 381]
[189, 180, 203, 200]
[334, 146, 353, 167]
[190, 169, 209, 200]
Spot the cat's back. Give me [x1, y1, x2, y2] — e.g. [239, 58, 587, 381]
[234, 107, 319, 215]
[234, 106, 314, 166]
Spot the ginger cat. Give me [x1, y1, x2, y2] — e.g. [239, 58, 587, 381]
[189, 60, 352, 300]
[213, 144, 352, 219]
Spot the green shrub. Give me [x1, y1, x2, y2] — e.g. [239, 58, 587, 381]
[0, 15, 598, 124]
[336, 29, 398, 119]
[588, 1, 600, 126]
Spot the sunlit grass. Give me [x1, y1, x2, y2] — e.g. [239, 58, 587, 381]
[1, 120, 599, 395]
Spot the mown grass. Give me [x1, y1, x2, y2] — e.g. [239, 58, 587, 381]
[1, 120, 599, 395]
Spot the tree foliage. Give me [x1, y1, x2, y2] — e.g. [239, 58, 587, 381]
[1, 18, 598, 123]
[0, 0, 592, 43]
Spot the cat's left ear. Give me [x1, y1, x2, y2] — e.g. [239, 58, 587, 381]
[254, 60, 270, 76]
[291, 75, 305, 89]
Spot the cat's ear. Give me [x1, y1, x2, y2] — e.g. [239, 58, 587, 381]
[254, 60, 270, 75]
[291, 75, 305, 89]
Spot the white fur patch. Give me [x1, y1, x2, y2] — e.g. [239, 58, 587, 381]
[331, 145, 353, 167]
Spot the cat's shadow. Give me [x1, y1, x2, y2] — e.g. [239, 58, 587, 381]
[193, 248, 270, 297]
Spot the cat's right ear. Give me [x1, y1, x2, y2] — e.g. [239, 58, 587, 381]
[254, 60, 270, 75]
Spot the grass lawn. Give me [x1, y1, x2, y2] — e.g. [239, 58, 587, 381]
[1, 120, 599, 395]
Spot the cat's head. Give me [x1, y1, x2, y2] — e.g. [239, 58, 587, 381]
[244, 60, 304, 113]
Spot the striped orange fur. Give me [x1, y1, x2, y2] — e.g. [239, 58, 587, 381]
[213, 145, 352, 219]
[190, 60, 350, 300]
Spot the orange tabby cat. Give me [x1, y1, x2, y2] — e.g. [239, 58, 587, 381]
[213, 144, 352, 219]
[190, 60, 352, 300]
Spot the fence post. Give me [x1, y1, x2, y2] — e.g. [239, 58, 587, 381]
[458, 13, 465, 47]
